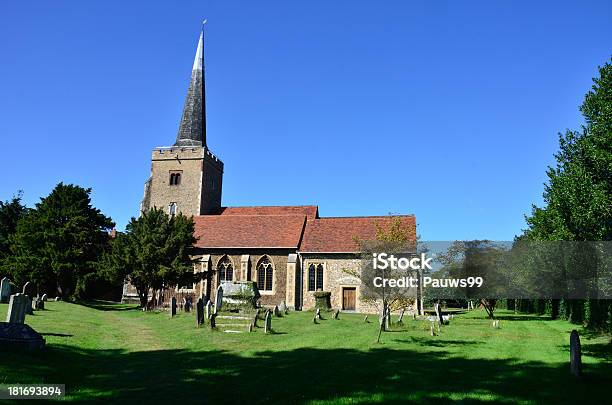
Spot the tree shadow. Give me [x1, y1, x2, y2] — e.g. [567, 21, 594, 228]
[41, 333, 73, 338]
[76, 300, 140, 312]
[2, 343, 611, 403]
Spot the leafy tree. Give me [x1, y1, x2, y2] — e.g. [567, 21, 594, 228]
[102, 208, 196, 308]
[9, 183, 114, 298]
[346, 217, 418, 342]
[523, 58, 612, 329]
[0, 191, 28, 264]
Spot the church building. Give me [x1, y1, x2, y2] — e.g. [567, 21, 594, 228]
[128, 29, 416, 312]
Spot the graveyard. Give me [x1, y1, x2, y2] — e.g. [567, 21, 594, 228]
[1, 300, 611, 403]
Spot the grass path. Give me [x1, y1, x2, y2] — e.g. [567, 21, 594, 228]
[1, 302, 611, 404]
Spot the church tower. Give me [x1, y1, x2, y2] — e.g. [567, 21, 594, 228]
[141, 29, 224, 216]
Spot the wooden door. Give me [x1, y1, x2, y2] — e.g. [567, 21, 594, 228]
[342, 287, 356, 310]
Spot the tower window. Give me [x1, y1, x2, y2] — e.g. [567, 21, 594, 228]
[169, 171, 182, 186]
[169, 202, 177, 216]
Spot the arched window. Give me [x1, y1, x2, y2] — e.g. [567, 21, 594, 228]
[308, 263, 324, 291]
[168, 202, 177, 216]
[169, 171, 182, 186]
[256, 256, 274, 291]
[217, 255, 234, 282]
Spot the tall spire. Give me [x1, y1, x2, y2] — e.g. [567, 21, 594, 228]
[175, 28, 207, 148]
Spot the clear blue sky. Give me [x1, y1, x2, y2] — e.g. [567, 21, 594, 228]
[1, 1, 610, 240]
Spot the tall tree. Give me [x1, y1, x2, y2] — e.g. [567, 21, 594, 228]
[9, 183, 114, 297]
[102, 208, 196, 308]
[0, 191, 28, 264]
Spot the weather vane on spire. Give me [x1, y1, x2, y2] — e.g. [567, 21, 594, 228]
[202, 19, 208, 28]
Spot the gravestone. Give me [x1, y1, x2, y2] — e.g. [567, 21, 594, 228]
[569, 330, 582, 379]
[313, 315, 318, 324]
[315, 308, 321, 319]
[264, 310, 272, 334]
[184, 297, 192, 313]
[0, 322, 45, 350]
[210, 313, 216, 329]
[41, 293, 48, 302]
[253, 308, 260, 327]
[196, 298, 204, 327]
[6, 294, 27, 324]
[333, 309, 339, 319]
[170, 297, 177, 317]
[215, 285, 223, 314]
[35, 298, 44, 311]
[430, 322, 435, 336]
[25, 296, 33, 315]
[363, 315, 368, 323]
[0, 277, 11, 303]
[274, 305, 281, 317]
[205, 300, 212, 321]
[22, 281, 33, 296]
[279, 301, 287, 313]
[54, 297, 61, 302]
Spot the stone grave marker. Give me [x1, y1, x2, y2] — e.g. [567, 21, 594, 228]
[25, 296, 33, 315]
[41, 293, 48, 301]
[6, 293, 27, 324]
[570, 330, 582, 379]
[215, 285, 223, 314]
[274, 305, 281, 317]
[210, 313, 217, 329]
[279, 301, 287, 313]
[0, 322, 45, 350]
[315, 308, 321, 319]
[333, 309, 339, 319]
[33, 298, 44, 311]
[196, 298, 204, 327]
[184, 297, 192, 313]
[363, 315, 368, 323]
[205, 300, 212, 321]
[22, 281, 33, 296]
[253, 308, 260, 327]
[0, 277, 11, 303]
[264, 310, 272, 334]
[170, 297, 177, 317]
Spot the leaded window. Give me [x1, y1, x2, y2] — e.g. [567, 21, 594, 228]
[257, 256, 274, 291]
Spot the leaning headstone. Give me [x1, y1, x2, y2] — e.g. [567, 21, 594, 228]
[22, 281, 33, 296]
[274, 305, 281, 317]
[196, 298, 204, 327]
[364, 315, 369, 323]
[0, 277, 11, 303]
[54, 297, 61, 302]
[333, 309, 339, 319]
[315, 308, 321, 319]
[170, 297, 177, 317]
[264, 310, 272, 334]
[569, 330, 582, 379]
[215, 285, 223, 314]
[41, 293, 48, 302]
[6, 294, 27, 324]
[205, 300, 212, 321]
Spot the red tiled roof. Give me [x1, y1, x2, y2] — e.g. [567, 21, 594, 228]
[213, 206, 319, 219]
[193, 215, 307, 248]
[300, 216, 416, 252]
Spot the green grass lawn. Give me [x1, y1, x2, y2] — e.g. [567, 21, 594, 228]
[1, 302, 610, 404]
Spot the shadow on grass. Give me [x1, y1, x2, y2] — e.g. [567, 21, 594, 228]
[3, 344, 612, 404]
[76, 300, 140, 312]
[493, 315, 552, 321]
